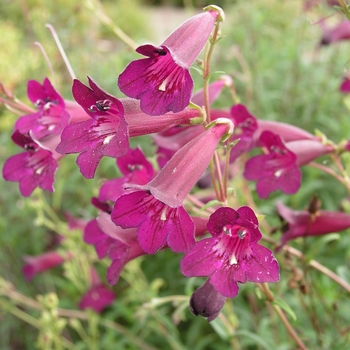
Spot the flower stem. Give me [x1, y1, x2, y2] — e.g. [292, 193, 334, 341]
[262, 236, 350, 293]
[84, 0, 138, 51]
[46, 24, 76, 80]
[260, 283, 307, 350]
[0, 279, 156, 350]
[308, 161, 349, 191]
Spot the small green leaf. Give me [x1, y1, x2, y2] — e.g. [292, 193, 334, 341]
[272, 298, 297, 321]
[199, 199, 222, 211]
[210, 317, 232, 340]
[235, 330, 272, 350]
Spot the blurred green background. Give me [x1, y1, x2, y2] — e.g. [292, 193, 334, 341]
[1, 0, 350, 349]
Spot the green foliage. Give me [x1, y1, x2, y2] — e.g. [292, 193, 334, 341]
[1, 0, 350, 349]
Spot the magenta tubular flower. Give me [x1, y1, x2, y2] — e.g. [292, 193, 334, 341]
[79, 268, 115, 313]
[84, 213, 145, 285]
[286, 139, 333, 166]
[243, 131, 302, 199]
[15, 78, 69, 138]
[181, 207, 280, 298]
[227, 104, 316, 163]
[228, 104, 258, 162]
[2, 130, 59, 197]
[79, 284, 115, 312]
[93, 147, 154, 211]
[118, 8, 221, 116]
[22, 251, 66, 281]
[189, 279, 226, 322]
[112, 122, 231, 254]
[153, 125, 205, 165]
[56, 77, 128, 179]
[191, 75, 232, 107]
[64, 100, 90, 123]
[320, 20, 350, 46]
[122, 98, 202, 137]
[254, 120, 316, 143]
[277, 201, 350, 249]
[85, 213, 209, 285]
[340, 76, 350, 93]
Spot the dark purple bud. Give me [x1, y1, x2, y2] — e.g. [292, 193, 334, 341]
[190, 279, 226, 322]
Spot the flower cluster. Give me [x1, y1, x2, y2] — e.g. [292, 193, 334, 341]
[5, 3, 350, 324]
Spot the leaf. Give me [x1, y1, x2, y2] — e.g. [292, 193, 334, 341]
[199, 200, 222, 212]
[235, 330, 272, 350]
[210, 317, 231, 340]
[272, 298, 297, 321]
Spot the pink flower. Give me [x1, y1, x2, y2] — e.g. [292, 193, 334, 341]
[15, 78, 69, 142]
[243, 132, 331, 198]
[95, 147, 154, 207]
[320, 20, 350, 46]
[243, 131, 302, 199]
[111, 122, 232, 254]
[277, 201, 350, 249]
[79, 268, 115, 313]
[3, 131, 59, 197]
[118, 8, 221, 116]
[22, 251, 66, 281]
[227, 104, 316, 162]
[181, 207, 280, 298]
[340, 76, 350, 93]
[56, 77, 128, 179]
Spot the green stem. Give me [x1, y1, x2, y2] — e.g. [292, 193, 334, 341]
[0, 281, 156, 350]
[260, 283, 307, 350]
[84, 0, 138, 50]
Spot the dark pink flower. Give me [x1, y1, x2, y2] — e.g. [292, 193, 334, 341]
[79, 268, 115, 313]
[122, 98, 202, 137]
[191, 75, 232, 107]
[90, 147, 155, 213]
[15, 78, 69, 146]
[112, 122, 232, 254]
[227, 104, 315, 163]
[340, 76, 350, 93]
[277, 201, 350, 249]
[56, 77, 128, 179]
[229, 104, 258, 162]
[3, 130, 59, 197]
[85, 212, 210, 286]
[181, 207, 280, 298]
[84, 212, 145, 285]
[153, 125, 205, 168]
[22, 251, 66, 281]
[118, 9, 220, 116]
[243, 131, 302, 198]
[320, 20, 350, 46]
[285, 139, 333, 166]
[79, 284, 115, 313]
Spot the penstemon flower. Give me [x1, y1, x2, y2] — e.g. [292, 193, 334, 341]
[3, 130, 60, 196]
[118, 6, 223, 116]
[243, 131, 334, 198]
[243, 131, 302, 198]
[56, 77, 128, 179]
[277, 201, 350, 249]
[111, 121, 232, 254]
[227, 104, 316, 163]
[15, 78, 70, 146]
[181, 206, 280, 298]
[94, 147, 155, 207]
[57, 78, 203, 178]
[22, 251, 67, 281]
[78, 268, 115, 313]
